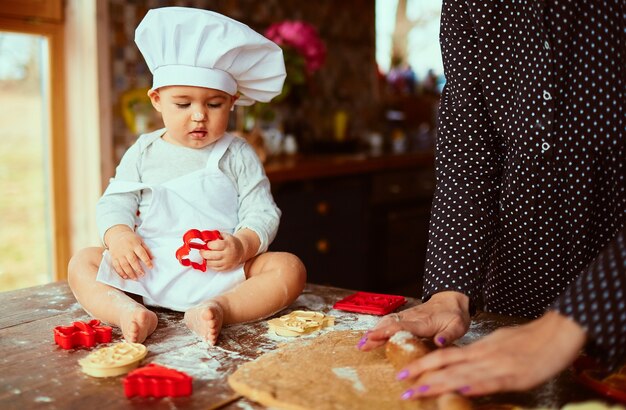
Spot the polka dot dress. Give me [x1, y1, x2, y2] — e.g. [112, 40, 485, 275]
[424, 0, 625, 367]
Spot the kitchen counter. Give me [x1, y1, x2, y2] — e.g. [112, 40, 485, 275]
[264, 151, 435, 183]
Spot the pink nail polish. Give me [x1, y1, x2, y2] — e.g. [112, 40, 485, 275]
[401, 389, 414, 400]
[396, 370, 409, 380]
[437, 336, 446, 345]
[458, 385, 471, 394]
[417, 385, 430, 393]
[357, 336, 367, 349]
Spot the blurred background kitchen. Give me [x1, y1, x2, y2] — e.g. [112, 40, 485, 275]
[0, 0, 443, 297]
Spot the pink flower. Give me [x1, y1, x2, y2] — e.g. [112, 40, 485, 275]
[265, 20, 326, 74]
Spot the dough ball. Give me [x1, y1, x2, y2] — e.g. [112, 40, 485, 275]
[384, 330, 433, 370]
[436, 393, 473, 410]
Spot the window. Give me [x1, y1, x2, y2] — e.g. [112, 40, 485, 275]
[376, 0, 444, 91]
[0, 1, 69, 290]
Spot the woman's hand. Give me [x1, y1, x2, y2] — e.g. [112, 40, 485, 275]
[397, 310, 587, 398]
[104, 225, 153, 280]
[359, 291, 472, 351]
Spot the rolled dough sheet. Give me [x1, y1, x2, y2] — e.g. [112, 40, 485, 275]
[228, 330, 438, 410]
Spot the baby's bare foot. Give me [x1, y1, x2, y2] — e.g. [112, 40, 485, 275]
[184, 300, 224, 345]
[119, 308, 158, 343]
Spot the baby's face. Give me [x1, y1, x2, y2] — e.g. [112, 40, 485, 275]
[148, 85, 236, 149]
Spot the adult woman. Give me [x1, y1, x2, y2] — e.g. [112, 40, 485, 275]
[360, 0, 624, 399]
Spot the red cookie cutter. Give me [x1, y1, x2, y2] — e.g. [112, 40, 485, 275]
[573, 356, 626, 403]
[175, 229, 222, 272]
[332, 292, 407, 315]
[124, 363, 192, 398]
[53, 319, 112, 349]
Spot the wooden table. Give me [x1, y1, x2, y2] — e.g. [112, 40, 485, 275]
[0, 282, 609, 409]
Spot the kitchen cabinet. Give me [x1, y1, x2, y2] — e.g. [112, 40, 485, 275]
[270, 177, 370, 291]
[369, 168, 435, 297]
[267, 152, 435, 297]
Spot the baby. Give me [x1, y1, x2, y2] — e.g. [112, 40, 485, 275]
[68, 7, 306, 345]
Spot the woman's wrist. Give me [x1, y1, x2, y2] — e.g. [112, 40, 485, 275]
[429, 291, 471, 315]
[540, 310, 587, 351]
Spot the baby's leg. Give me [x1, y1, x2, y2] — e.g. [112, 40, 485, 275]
[184, 252, 306, 345]
[67, 247, 158, 343]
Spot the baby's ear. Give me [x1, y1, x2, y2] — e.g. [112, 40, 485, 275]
[147, 89, 162, 112]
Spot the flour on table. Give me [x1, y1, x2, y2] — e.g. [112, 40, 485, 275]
[147, 331, 199, 355]
[151, 343, 222, 379]
[457, 319, 497, 345]
[332, 367, 366, 393]
[292, 292, 326, 311]
[232, 400, 257, 410]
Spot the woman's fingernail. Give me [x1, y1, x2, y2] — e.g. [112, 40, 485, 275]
[458, 385, 471, 394]
[401, 388, 414, 400]
[437, 336, 446, 345]
[357, 336, 367, 349]
[417, 385, 430, 393]
[396, 370, 409, 380]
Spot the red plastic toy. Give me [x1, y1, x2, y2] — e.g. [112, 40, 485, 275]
[332, 292, 406, 315]
[175, 229, 222, 272]
[124, 363, 192, 398]
[53, 319, 112, 349]
[573, 356, 626, 403]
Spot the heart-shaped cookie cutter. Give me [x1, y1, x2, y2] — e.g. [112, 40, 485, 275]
[175, 229, 222, 272]
[53, 319, 112, 349]
[124, 363, 193, 398]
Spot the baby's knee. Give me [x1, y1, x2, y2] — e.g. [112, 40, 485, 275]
[276, 252, 307, 288]
[67, 247, 103, 285]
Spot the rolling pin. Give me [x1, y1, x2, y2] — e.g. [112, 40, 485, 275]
[385, 330, 473, 410]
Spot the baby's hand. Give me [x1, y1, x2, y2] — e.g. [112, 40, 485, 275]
[105, 225, 153, 280]
[200, 233, 244, 271]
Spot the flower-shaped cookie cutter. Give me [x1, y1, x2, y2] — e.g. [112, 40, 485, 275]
[54, 319, 112, 349]
[175, 229, 222, 272]
[332, 292, 406, 315]
[124, 363, 192, 398]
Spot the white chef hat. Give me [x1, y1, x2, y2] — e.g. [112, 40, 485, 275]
[135, 7, 286, 106]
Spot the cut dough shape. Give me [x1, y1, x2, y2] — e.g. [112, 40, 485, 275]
[228, 330, 440, 410]
[79, 342, 148, 378]
[267, 310, 334, 337]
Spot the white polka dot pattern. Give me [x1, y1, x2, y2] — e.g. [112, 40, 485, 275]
[423, 0, 625, 367]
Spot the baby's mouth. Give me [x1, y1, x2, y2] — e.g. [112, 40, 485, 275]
[189, 129, 207, 138]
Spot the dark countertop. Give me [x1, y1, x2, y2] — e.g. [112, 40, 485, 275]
[264, 151, 435, 183]
[0, 282, 615, 409]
